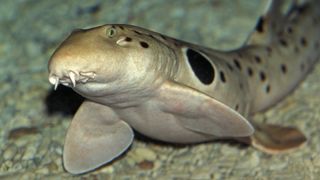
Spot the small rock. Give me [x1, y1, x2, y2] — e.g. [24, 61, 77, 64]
[153, 161, 161, 170]
[22, 145, 37, 160]
[132, 147, 157, 162]
[220, 144, 239, 155]
[126, 158, 136, 167]
[13, 150, 24, 161]
[138, 160, 154, 170]
[36, 167, 49, 174]
[312, 155, 320, 167]
[100, 165, 114, 174]
[237, 152, 260, 169]
[7, 126, 39, 140]
[3, 145, 17, 160]
[47, 161, 59, 172]
[0, 160, 13, 172]
[190, 173, 212, 180]
[269, 161, 288, 170]
[20, 173, 36, 180]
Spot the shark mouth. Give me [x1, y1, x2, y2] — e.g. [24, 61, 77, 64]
[49, 71, 96, 90]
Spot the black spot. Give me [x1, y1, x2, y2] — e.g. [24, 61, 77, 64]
[300, 37, 307, 47]
[111, 25, 116, 29]
[148, 34, 157, 40]
[233, 58, 242, 70]
[220, 71, 226, 83]
[133, 30, 142, 35]
[235, 104, 239, 111]
[125, 37, 132, 42]
[280, 64, 287, 74]
[186, 49, 215, 85]
[160, 35, 167, 40]
[266, 84, 271, 93]
[259, 71, 266, 82]
[279, 39, 288, 47]
[254, 55, 262, 63]
[255, 16, 264, 33]
[286, 26, 293, 34]
[118, 26, 124, 30]
[247, 67, 253, 77]
[140, 41, 149, 48]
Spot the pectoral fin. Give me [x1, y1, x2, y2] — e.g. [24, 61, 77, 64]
[63, 101, 134, 174]
[157, 81, 254, 137]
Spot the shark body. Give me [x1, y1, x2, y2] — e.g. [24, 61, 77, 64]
[48, 0, 320, 174]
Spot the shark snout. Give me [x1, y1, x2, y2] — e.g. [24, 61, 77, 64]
[48, 47, 97, 90]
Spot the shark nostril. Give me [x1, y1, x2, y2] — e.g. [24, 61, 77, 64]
[80, 72, 96, 79]
[49, 75, 57, 85]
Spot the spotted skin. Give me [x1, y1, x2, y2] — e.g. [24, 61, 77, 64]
[48, 0, 319, 175]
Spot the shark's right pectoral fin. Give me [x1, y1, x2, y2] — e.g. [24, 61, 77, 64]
[63, 101, 134, 175]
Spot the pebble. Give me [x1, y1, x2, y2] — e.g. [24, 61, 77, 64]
[126, 157, 136, 167]
[312, 155, 320, 167]
[22, 145, 37, 160]
[269, 161, 288, 171]
[237, 152, 260, 169]
[138, 160, 154, 170]
[153, 161, 161, 170]
[20, 173, 36, 180]
[0, 160, 13, 173]
[131, 147, 157, 162]
[36, 167, 49, 174]
[190, 174, 212, 180]
[99, 165, 114, 174]
[47, 161, 59, 172]
[13, 150, 24, 162]
[3, 145, 17, 160]
[7, 126, 39, 140]
[220, 144, 240, 155]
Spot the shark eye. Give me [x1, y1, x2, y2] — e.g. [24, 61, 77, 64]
[106, 27, 117, 38]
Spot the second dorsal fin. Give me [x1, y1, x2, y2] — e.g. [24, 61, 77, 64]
[245, 0, 298, 45]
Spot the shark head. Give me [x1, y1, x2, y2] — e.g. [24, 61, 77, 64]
[48, 25, 177, 105]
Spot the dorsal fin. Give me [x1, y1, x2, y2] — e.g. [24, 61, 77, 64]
[245, 0, 299, 45]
